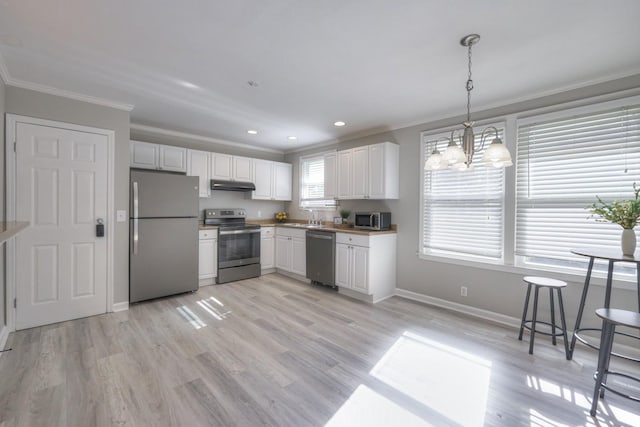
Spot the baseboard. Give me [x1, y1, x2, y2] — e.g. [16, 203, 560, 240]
[112, 301, 129, 312]
[395, 288, 521, 329]
[0, 325, 10, 358]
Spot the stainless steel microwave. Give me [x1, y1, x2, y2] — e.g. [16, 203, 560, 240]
[354, 212, 391, 231]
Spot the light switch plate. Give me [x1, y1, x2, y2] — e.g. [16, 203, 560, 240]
[116, 210, 127, 222]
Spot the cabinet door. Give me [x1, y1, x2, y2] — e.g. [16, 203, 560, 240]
[273, 162, 292, 201]
[130, 141, 158, 169]
[198, 238, 217, 279]
[211, 153, 233, 180]
[187, 149, 211, 198]
[324, 152, 337, 200]
[233, 156, 253, 182]
[335, 243, 351, 288]
[253, 159, 273, 200]
[291, 237, 306, 276]
[275, 235, 291, 271]
[368, 143, 385, 199]
[352, 245, 369, 294]
[159, 145, 187, 172]
[337, 150, 352, 199]
[351, 146, 369, 199]
[261, 237, 275, 269]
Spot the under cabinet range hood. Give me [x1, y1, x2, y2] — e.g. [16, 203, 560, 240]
[210, 179, 256, 192]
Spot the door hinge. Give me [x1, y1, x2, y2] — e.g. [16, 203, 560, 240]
[14, 298, 16, 308]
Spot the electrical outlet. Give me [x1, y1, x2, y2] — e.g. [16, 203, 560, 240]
[460, 286, 468, 297]
[116, 210, 127, 222]
[257, 210, 262, 218]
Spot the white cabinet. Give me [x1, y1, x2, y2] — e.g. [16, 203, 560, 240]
[368, 142, 399, 199]
[260, 227, 275, 271]
[275, 227, 306, 276]
[324, 152, 337, 200]
[187, 149, 211, 198]
[335, 232, 396, 302]
[335, 142, 399, 200]
[130, 141, 187, 172]
[210, 153, 233, 180]
[351, 146, 369, 199]
[273, 162, 292, 200]
[233, 156, 253, 182]
[130, 141, 158, 169]
[159, 145, 187, 172]
[337, 149, 352, 199]
[198, 229, 218, 285]
[252, 160, 292, 201]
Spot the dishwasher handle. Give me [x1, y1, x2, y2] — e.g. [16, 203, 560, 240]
[307, 232, 334, 240]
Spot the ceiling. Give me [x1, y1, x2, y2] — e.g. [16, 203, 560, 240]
[1, 0, 639, 152]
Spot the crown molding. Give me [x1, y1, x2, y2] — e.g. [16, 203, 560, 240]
[130, 123, 284, 154]
[0, 51, 133, 111]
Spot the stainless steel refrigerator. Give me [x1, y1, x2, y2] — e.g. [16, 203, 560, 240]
[129, 169, 199, 303]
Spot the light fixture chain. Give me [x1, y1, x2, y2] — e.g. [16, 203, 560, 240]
[466, 43, 473, 124]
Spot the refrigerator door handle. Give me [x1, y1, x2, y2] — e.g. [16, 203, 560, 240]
[133, 181, 139, 254]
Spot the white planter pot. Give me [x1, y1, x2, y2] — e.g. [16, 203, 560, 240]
[621, 228, 637, 256]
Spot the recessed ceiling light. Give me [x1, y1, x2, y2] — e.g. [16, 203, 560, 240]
[247, 130, 258, 135]
[287, 136, 297, 141]
[178, 80, 199, 89]
[334, 121, 346, 127]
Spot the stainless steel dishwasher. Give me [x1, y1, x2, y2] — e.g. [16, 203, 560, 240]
[306, 230, 336, 287]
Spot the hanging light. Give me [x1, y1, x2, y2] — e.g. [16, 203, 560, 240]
[424, 34, 513, 171]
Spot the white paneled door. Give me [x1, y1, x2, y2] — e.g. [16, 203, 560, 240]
[15, 123, 108, 329]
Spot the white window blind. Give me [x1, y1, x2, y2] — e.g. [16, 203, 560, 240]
[300, 154, 336, 209]
[422, 125, 506, 259]
[515, 104, 640, 271]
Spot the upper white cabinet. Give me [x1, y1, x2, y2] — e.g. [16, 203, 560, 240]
[187, 149, 211, 198]
[368, 142, 399, 199]
[335, 142, 398, 200]
[130, 141, 187, 172]
[337, 149, 352, 199]
[233, 156, 253, 182]
[252, 160, 292, 201]
[210, 153, 233, 180]
[324, 152, 337, 200]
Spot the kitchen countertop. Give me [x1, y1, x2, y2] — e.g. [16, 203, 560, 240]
[247, 221, 397, 236]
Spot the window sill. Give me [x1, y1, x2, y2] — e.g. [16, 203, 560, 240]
[418, 252, 637, 291]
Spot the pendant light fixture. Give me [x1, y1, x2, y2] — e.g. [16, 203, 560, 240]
[425, 34, 513, 171]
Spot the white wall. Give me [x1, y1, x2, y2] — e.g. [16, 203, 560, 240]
[0, 76, 5, 327]
[285, 74, 640, 332]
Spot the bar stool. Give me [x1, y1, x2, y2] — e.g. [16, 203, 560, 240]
[518, 276, 570, 359]
[590, 308, 640, 417]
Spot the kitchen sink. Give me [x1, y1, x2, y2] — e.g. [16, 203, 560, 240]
[282, 223, 323, 228]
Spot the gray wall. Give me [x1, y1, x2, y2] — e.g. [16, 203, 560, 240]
[0, 77, 5, 327]
[130, 129, 287, 219]
[285, 74, 640, 332]
[5, 86, 131, 304]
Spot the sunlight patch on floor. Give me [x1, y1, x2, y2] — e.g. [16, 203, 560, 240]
[526, 375, 640, 426]
[176, 305, 207, 329]
[196, 297, 232, 320]
[324, 384, 434, 427]
[370, 331, 491, 427]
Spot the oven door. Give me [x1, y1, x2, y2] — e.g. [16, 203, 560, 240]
[218, 228, 261, 268]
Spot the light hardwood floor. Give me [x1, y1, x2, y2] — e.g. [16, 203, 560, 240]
[0, 273, 638, 426]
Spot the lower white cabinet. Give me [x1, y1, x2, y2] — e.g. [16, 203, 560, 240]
[335, 232, 396, 302]
[275, 227, 306, 276]
[199, 230, 217, 285]
[260, 227, 275, 270]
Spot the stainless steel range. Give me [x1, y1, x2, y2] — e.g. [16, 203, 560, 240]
[204, 208, 261, 284]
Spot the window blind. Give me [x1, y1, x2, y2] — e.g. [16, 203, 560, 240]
[300, 155, 336, 208]
[422, 125, 506, 259]
[515, 105, 640, 267]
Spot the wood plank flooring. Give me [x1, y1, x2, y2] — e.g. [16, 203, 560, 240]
[1, 273, 638, 426]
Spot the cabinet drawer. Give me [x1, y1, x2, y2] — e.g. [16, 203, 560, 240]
[199, 230, 217, 240]
[336, 232, 369, 247]
[275, 227, 306, 239]
[261, 227, 274, 238]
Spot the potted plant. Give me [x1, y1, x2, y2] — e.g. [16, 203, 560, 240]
[589, 182, 640, 255]
[339, 209, 351, 225]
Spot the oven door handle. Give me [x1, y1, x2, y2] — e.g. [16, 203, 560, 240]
[219, 229, 260, 235]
